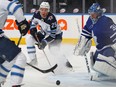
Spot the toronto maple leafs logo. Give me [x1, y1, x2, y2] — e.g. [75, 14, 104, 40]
[110, 24, 116, 31]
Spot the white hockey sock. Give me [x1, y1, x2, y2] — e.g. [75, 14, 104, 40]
[10, 52, 26, 86]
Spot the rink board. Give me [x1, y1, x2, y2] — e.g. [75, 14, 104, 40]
[4, 14, 116, 45]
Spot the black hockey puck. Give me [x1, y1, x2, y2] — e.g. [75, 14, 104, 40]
[56, 80, 60, 85]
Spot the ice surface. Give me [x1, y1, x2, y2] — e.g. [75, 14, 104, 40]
[2, 44, 116, 87]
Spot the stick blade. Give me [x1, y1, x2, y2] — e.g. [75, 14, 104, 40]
[27, 63, 57, 73]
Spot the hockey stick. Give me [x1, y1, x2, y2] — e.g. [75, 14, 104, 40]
[76, 19, 90, 72]
[17, 34, 23, 46]
[84, 53, 90, 73]
[35, 33, 57, 73]
[17, 34, 57, 73]
[27, 63, 57, 73]
[84, 53, 94, 81]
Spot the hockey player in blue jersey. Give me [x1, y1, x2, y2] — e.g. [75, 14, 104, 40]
[74, 3, 116, 78]
[0, 0, 29, 87]
[26, 1, 72, 74]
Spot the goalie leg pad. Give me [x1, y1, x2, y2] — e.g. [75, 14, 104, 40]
[74, 36, 92, 56]
[93, 54, 116, 78]
[0, 37, 21, 63]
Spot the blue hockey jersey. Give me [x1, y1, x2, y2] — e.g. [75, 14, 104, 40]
[81, 15, 116, 50]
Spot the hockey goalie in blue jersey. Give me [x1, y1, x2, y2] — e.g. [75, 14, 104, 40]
[74, 3, 116, 78]
[0, 0, 29, 87]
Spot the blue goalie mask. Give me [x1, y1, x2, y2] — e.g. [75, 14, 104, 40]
[88, 3, 103, 15]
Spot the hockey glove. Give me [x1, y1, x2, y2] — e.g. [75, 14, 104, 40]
[30, 27, 37, 39]
[16, 19, 30, 36]
[38, 39, 47, 50]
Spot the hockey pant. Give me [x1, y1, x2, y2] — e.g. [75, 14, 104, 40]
[92, 46, 116, 78]
[48, 33, 70, 74]
[0, 52, 26, 86]
[0, 36, 21, 64]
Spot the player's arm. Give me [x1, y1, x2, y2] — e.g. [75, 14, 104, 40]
[29, 15, 46, 43]
[29, 15, 38, 38]
[39, 15, 58, 50]
[1, 0, 29, 35]
[74, 25, 92, 56]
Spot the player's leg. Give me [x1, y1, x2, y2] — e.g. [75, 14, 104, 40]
[0, 60, 16, 85]
[10, 52, 26, 87]
[49, 33, 72, 74]
[49, 34, 62, 56]
[56, 33, 72, 68]
[93, 47, 116, 78]
[0, 53, 26, 87]
[0, 36, 21, 85]
[26, 34, 37, 65]
[90, 51, 109, 80]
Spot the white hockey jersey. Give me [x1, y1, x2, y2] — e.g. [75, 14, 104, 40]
[30, 11, 62, 39]
[0, 0, 25, 33]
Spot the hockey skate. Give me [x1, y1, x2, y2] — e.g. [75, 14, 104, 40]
[66, 61, 72, 68]
[0, 81, 6, 87]
[12, 85, 21, 87]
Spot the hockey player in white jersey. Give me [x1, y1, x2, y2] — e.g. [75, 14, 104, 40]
[74, 3, 116, 79]
[26, 1, 72, 74]
[0, 0, 29, 87]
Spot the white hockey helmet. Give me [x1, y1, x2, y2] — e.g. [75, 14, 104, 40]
[39, 2, 50, 12]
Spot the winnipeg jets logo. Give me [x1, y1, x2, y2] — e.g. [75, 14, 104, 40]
[48, 16, 53, 20]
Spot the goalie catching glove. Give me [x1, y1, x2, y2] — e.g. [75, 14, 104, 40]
[16, 19, 30, 36]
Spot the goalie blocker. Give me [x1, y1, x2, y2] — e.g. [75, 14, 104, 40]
[0, 36, 21, 64]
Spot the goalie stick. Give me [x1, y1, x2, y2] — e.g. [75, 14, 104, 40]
[84, 54, 90, 73]
[17, 34, 57, 73]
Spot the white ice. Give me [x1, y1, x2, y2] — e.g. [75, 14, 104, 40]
[2, 44, 116, 87]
